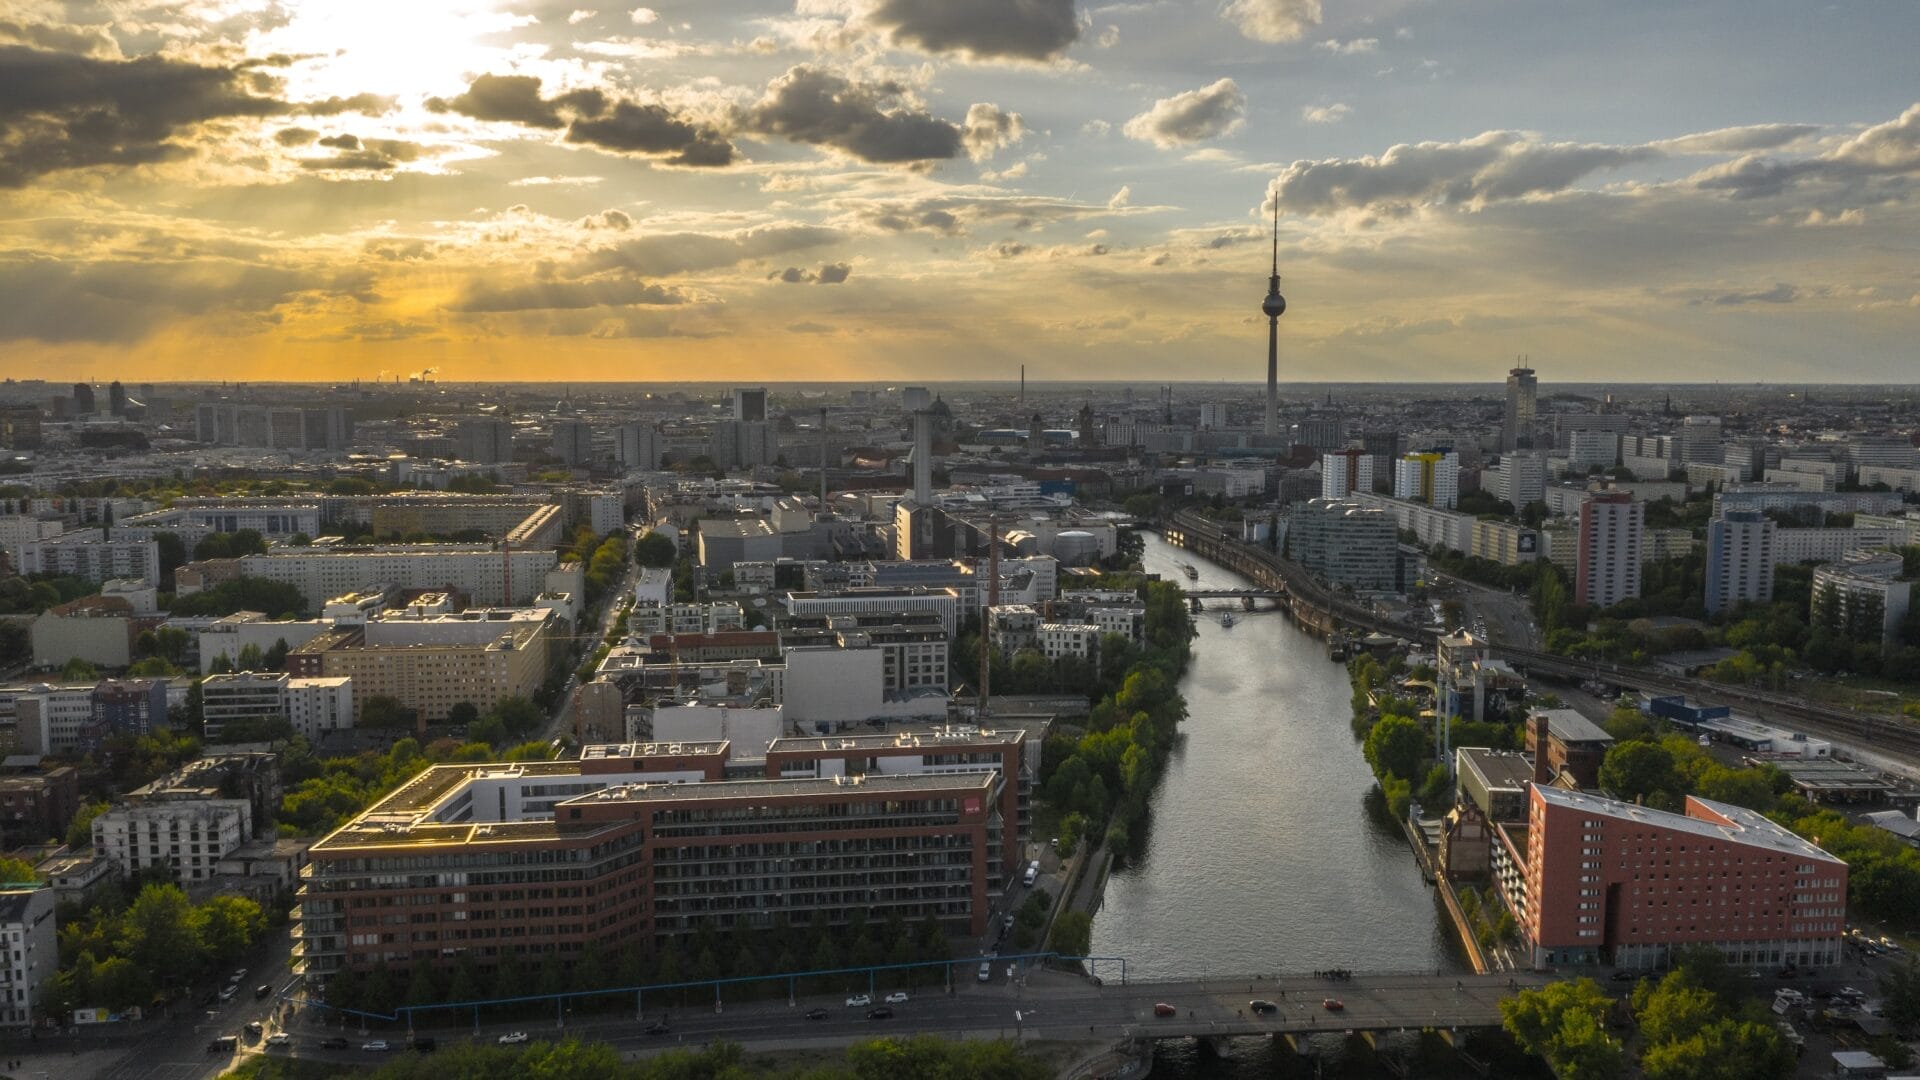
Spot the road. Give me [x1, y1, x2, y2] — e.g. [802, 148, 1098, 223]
[542, 551, 638, 746]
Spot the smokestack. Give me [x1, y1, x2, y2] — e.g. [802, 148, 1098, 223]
[912, 410, 932, 503]
[1531, 714, 1551, 785]
[818, 407, 830, 510]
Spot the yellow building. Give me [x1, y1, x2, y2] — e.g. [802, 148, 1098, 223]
[287, 620, 553, 722]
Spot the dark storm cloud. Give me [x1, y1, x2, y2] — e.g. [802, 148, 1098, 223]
[868, 0, 1079, 61]
[566, 101, 737, 167]
[741, 66, 961, 163]
[0, 44, 284, 186]
[447, 275, 688, 312]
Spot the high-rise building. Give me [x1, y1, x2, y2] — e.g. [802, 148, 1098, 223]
[711, 420, 774, 468]
[731, 387, 768, 422]
[1681, 415, 1724, 465]
[71, 383, 94, 415]
[0, 407, 41, 450]
[1565, 429, 1620, 473]
[1292, 416, 1344, 451]
[616, 422, 662, 470]
[1362, 430, 1402, 493]
[0, 886, 56, 1028]
[1811, 552, 1912, 646]
[1502, 367, 1537, 451]
[1492, 451, 1546, 509]
[1197, 403, 1228, 429]
[1576, 492, 1643, 607]
[454, 416, 515, 464]
[551, 419, 594, 466]
[1704, 511, 1774, 615]
[1289, 498, 1400, 591]
[901, 386, 932, 411]
[1393, 450, 1460, 509]
[1320, 448, 1373, 500]
[107, 381, 127, 417]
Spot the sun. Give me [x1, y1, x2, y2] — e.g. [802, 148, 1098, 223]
[247, 0, 540, 103]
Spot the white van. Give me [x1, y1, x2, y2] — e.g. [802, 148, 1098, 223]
[1022, 864, 1039, 887]
[978, 961, 992, 982]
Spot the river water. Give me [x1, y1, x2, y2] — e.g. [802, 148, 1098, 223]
[1088, 532, 1466, 1076]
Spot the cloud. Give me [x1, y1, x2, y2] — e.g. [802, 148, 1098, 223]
[274, 127, 319, 146]
[1108, 185, 1131, 209]
[741, 66, 965, 164]
[0, 44, 286, 187]
[510, 174, 605, 186]
[448, 275, 687, 312]
[571, 223, 840, 277]
[1315, 38, 1377, 55]
[1222, 0, 1321, 43]
[838, 189, 1152, 236]
[866, 0, 1079, 62]
[1270, 130, 1659, 215]
[585, 209, 633, 229]
[299, 138, 427, 171]
[569, 10, 597, 24]
[770, 261, 850, 284]
[630, 7, 658, 23]
[817, 261, 852, 283]
[567, 101, 737, 166]
[1124, 78, 1246, 149]
[1692, 103, 1920, 199]
[1301, 103, 1350, 125]
[1707, 282, 1798, 306]
[298, 93, 397, 117]
[427, 73, 601, 129]
[961, 103, 1026, 161]
[0, 255, 366, 343]
[1653, 123, 1820, 156]
[1082, 118, 1111, 137]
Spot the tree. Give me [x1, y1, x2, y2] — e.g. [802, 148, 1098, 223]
[65, 800, 110, 848]
[360, 694, 413, 729]
[1363, 713, 1426, 782]
[633, 531, 677, 568]
[1632, 972, 1721, 1045]
[0, 856, 37, 884]
[60, 657, 99, 682]
[1640, 1017, 1793, 1080]
[197, 895, 266, 963]
[1047, 910, 1092, 958]
[1501, 979, 1624, 1080]
[448, 702, 480, 728]
[1880, 957, 1920, 1031]
[1598, 740, 1679, 804]
[116, 884, 205, 988]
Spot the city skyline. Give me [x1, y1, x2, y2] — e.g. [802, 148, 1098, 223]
[1, 2, 1917, 383]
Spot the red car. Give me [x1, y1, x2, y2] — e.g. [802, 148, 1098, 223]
[1153, 1003, 1177, 1017]
[1322, 998, 1344, 1012]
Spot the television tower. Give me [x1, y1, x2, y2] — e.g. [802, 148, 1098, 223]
[1261, 198, 1287, 443]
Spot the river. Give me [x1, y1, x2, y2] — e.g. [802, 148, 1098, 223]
[1087, 531, 1466, 1076]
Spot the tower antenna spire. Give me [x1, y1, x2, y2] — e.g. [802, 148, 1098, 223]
[1261, 189, 1287, 444]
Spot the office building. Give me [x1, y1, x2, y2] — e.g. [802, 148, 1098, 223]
[1497, 784, 1846, 970]
[201, 672, 293, 739]
[1576, 493, 1643, 608]
[785, 586, 962, 637]
[454, 417, 515, 464]
[1393, 450, 1460, 509]
[286, 615, 553, 723]
[0, 886, 55, 1028]
[294, 745, 1001, 980]
[1565, 429, 1620, 473]
[1502, 367, 1537, 451]
[1492, 452, 1546, 509]
[0, 407, 42, 450]
[1680, 415, 1724, 465]
[235, 544, 559, 606]
[1289, 498, 1400, 592]
[1705, 511, 1774, 614]
[731, 387, 768, 422]
[72, 383, 94, 414]
[20, 533, 160, 584]
[616, 422, 663, 470]
[286, 677, 354, 739]
[1811, 552, 1912, 646]
[1320, 448, 1373, 500]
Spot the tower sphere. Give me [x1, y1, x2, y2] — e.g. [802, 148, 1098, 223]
[1263, 292, 1287, 318]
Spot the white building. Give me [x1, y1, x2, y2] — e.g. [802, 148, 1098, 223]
[1492, 452, 1547, 509]
[644, 703, 787, 762]
[1771, 526, 1907, 566]
[780, 646, 948, 730]
[21, 533, 161, 584]
[1704, 511, 1773, 615]
[1858, 465, 1920, 494]
[0, 516, 61, 570]
[1320, 448, 1374, 500]
[11, 684, 102, 755]
[0, 886, 55, 1028]
[362, 607, 553, 647]
[616, 422, 663, 470]
[1350, 491, 1473, 554]
[634, 566, 673, 607]
[1812, 552, 1912, 646]
[1036, 623, 1100, 661]
[99, 578, 158, 614]
[785, 587, 962, 637]
[1392, 451, 1460, 509]
[236, 544, 558, 606]
[987, 604, 1041, 656]
[1565, 429, 1620, 473]
[197, 613, 332, 674]
[1680, 415, 1723, 465]
[287, 677, 354, 739]
[1576, 493, 1643, 608]
[92, 799, 252, 885]
[1289, 498, 1400, 592]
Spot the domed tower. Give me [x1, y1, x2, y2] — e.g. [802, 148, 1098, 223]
[1262, 198, 1286, 443]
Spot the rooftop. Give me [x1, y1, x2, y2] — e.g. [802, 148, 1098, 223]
[579, 740, 730, 760]
[557, 769, 995, 807]
[767, 727, 1023, 754]
[1456, 747, 1535, 791]
[1534, 785, 1845, 865]
[1532, 708, 1614, 746]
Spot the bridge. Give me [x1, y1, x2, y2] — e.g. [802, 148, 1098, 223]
[1184, 588, 1287, 600]
[1159, 508, 1920, 758]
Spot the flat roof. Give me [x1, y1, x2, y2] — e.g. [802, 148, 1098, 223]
[1456, 747, 1535, 791]
[1532, 708, 1614, 746]
[1535, 785, 1845, 864]
[560, 770, 995, 807]
[1776, 759, 1892, 792]
[580, 740, 729, 759]
[767, 728, 1023, 754]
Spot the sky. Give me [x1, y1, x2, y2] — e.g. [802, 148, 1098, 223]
[0, 0, 1917, 385]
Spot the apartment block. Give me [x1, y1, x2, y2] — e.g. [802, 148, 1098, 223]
[1576, 493, 1643, 608]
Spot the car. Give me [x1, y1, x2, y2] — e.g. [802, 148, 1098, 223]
[978, 961, 992, 982]
[884, 991, 909, 1005]
[805, 1008, 829, 1021]
[643, 1021, 670, 1037]
[845, 993, 872, 1008]
[1883, 937, 1905, 953]
[206, 1036, 238, 1054]
[1050, 837, 1059, 850]
[1322, 999, 1345, 1012]
[866, 1007, 893, 1020]
[244, 1020, 264, 1038]
[266, 1033, 292, 1048]
[1002, 913, 1016, 931]
[362, 1040, 391, 1052]
[497, 1032, 530, 1045]
[218, 985, 238, 1002]
[255, 983, 273, 1000]
[232, 968, 249, 983]
[1249, 1000, 1278, 1014]
[320, 1037, 350, 1050]
[1610, 971, 1636, 982]
[1153, 1003, 1177, 1017]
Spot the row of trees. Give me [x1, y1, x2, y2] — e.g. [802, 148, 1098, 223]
[323, 908, 956, 1019]
[1034, 579, 1194, 863]
[166, 577, 310, 619]
[278, 733, 551, 837]
[224, 1035, 1051, 1080]
[51, 882, 268, 1013]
